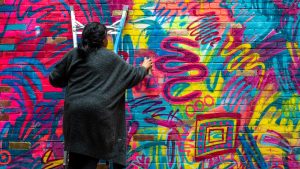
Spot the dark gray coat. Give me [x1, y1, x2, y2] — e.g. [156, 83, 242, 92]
[49, 48, 147, 165]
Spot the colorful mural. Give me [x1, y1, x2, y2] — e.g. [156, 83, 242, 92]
[0, 0, 300, 168]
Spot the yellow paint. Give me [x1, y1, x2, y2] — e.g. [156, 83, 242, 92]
[177, 69, 223, 111]
[205, 126, 227, 146]
[250, 94, 300, 160]
[203, 49, 215, 63]
[221, 34, 265, 86]
[42, 150, 63, 169]
[123, 23, 149, 49]
[131, 0, 148, 20]
[250, 91, 280, 126]
[287, 42, 300, 65]
[183, 126, 200, 169]
[106, 35, 114, 50]
[254, 114, 299, 158]
[124, 4, 300, 168]
[199, 0, 205, 12]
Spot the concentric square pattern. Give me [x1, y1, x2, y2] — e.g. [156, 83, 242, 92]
[195, 113, 241, 161]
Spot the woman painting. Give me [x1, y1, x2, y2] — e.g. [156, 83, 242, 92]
[49, 22, 152, 169]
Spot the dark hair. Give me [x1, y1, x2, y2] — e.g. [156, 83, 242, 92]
[79, 22, 107, 56]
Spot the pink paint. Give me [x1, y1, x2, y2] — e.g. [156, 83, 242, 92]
[187, 12, 221, 46]
[156, 37, 208, 104]
[127, 153, 150, 169]
[132, 49, 162, 97]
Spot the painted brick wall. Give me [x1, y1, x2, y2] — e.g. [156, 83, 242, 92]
[0, 0, 300, 168]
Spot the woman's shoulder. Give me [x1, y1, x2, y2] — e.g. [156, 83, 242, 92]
[97, 48, 120, 60]
[98, 48, 116, 55]
[63, 48, 79, 58]
[68, 47, 78, 54]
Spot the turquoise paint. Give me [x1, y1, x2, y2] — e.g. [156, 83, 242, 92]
[0, 44, 15, 51]
[6, 24, 27, 30]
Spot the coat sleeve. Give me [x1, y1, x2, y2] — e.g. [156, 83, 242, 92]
[115, 54, 148, 89]
[49, 50, 72, 88]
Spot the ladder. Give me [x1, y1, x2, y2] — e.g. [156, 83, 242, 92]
[70, 5, 129, 53]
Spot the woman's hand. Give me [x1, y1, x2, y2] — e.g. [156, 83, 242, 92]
[142, 57, 153, 73]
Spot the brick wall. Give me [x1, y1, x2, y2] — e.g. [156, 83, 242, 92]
[0, 0, 300, 168]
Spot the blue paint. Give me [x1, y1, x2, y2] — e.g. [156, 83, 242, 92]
[226, 81, 246, 111]
[58, 0, 70, 12]
[120, 35, 134, 69]
[0, 123, 11, 139]
[140, 2, 156, 16]
[1, 108, 21, 113]
[75, 0, 112, 24]
[178, 1, 184, 7]
[179, 21, 187, 27]
[114, 5, 128, 53]
[210, 159, 236, 169]
[273, 58, 294, 99]
[0, 44, 15, 51]
[238, 134, 256, 169]
[1, 79, 26, 109]
[237, 149, 250, 168]
[10, 57, 48, 76]
[245, 127, 268, 168]
[225, 1, 280, 43]
[76, 0, 90, 22]
[283, 156, 289, 169]
[280, 14, 300, 43]
[180, 14, 186, 19]
[234, 85, 252, 110]
[18, 21, 42, 43]
[50, 42, 73, 58]
[0, 67, 38, 103]
[206, 70, 221, 92]
[6, 24, 27, 30]
[33, 102, 59, 135]
[49, 22, 69, 38]
[222, 76, 244, 109]
[171, 83, 190, 97]
[261, 134, 292, 153]
[294, 147, 300, 154]
[88, 2, 112, 24]
[206, 55, 226, 92]
[127, 95, 167, 126]
[0, 5, 15, 12]
[154, 6, 177, 27]
[256, 98, 283, 126]
[16, 3, 56, 23]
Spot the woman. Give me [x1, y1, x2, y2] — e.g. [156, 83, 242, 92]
[49, 22, 152, 169]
